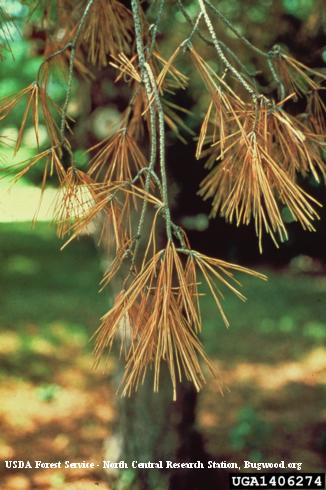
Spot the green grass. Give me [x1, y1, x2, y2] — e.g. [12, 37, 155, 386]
[201, 266, 326, 364]
[1, 222, 325, 367]
[0, 222, 109, 381]
[0, 222, 107, 332]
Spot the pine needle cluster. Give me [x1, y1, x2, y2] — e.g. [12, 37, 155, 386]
[192, 48, 325, 251]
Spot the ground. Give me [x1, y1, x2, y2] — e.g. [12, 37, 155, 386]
[0, 223, 325, 489]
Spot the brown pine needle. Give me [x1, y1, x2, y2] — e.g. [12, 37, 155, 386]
[276, 53, 326, 98]
[195, 91, 324, 250]
[199, 122, 321, 251]
[94, 241, 266, 398]
[80, 0, 134, 66]
[54, 167, 96, 239]
[88, 130, 147, 186]
[3, 147, 65, 187]
[307, 89, 326, 136]
[60, 181, 161, 250]
[0, 82, 69, 154]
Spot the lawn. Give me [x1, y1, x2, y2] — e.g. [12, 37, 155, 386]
[0, 223, 325, 489]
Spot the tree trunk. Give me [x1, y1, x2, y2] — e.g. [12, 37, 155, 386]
[112, 370, 201, 490]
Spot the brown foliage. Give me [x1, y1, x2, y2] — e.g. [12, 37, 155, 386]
[1, 0, 325, 396]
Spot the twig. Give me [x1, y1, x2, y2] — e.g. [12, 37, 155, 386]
[267, 47, 286, 101]
[59, 0, 95, 146]
[176, 0, 259, 83]
[204, 0, 268, 58]
[178, 0, 284, 100]
[131, 0, 160, 266]
[148, 0, 166, 55]
[145, 62, 173, 241]
[205, 0, 286, 100]
[37, 43, 73, 82]
[177, 0, 212, 46]
[180, 11, 203, 50]
[198, 0, 257, 101]
[132, 167, 163, 194]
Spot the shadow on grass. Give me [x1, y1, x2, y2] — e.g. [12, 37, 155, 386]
[0, 222, 325, 488]
[0, 222, 107, 329]
[201, 269, 326, 364]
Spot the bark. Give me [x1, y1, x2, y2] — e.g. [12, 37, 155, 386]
[114, 371, 200, 490]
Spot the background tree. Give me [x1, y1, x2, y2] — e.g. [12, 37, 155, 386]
[0, 1, 325, 489]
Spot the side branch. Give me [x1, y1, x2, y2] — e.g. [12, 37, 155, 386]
[131, 0, 159, 266]
[59, 0, 96, 147]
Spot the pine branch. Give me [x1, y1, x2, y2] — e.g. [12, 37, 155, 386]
[59, 0, 96, 148]
[197, 0, 258, 101]
[130, 0, 160, 266]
